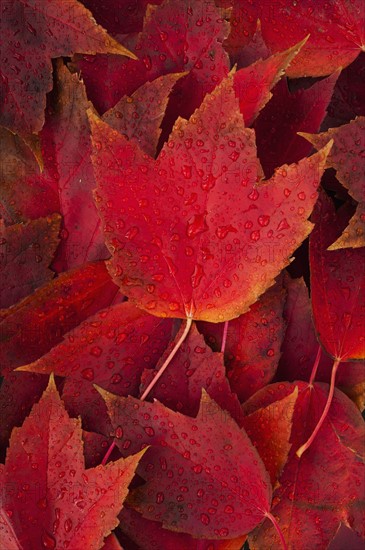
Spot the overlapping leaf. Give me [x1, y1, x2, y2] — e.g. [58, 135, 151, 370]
[0, 214, 60, 308]
[0, 376, 143, 550]
[0, 0, 135, 135]
[100, 389, 272, 538]
[89, 74, 331, 321]
[78, 0, 230, 114]
[301, 116, 365, 249]
[223, 0, 365, 77]
[243, 381, 365, 549]
[310, 192, 365, 360]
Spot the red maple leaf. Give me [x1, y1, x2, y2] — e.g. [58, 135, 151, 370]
[0, 376, 144, 550]
[244, 381, 365, 549]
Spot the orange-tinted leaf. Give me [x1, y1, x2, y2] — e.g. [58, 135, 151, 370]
[0, 261, 119, 375]
[1, 0, 134, 136]
[310, 192, 365, 360]
[254, 74, 338, 178]
[300, 116, 365, 249]
[140, 322, 244, 424]
[0, 127, 59, 224]
[233, 39, 306, 125]
[199, 282, 286, 402]
[102, 73, 184, 158]
[89, 75, 331, 322]
[100, 390, 272, 538]
[0, 376, 143, 550]
[101, 534, 125, 550]
[224, 1, 365, 77]
[242, 388, 298, 487]
[18, 302, 174, 431]
[243, 381, 365, 549]
[0, 214, 60, 308]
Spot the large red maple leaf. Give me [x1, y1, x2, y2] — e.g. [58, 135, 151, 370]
[89, 74, 331, 322]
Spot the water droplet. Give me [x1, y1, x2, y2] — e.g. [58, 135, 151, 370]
[201, 513, 210, 525]
[258, 215, 270, 227]
[277, 218, 290, 231]
[187, 213, 208, 238]
[64, 518, 72, 533]
[41, 531, 56, 549]
[182, 165, 192, 179]
[224, 505, 234, 514]
[144, 426, 155, 437]
[191, 264, 205, 288]
[248, 188, 259, 201]
[81, 368, 94, 381]
[156, 492, 164, 503]
[250, 230, 261, 241]
[215, 225, 238, 239]
[115, 426, 123, 439]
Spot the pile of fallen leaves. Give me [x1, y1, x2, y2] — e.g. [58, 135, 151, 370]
[0, 1, 364, 549]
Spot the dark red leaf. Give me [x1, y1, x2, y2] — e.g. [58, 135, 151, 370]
[310, 192, 365, 360]
[100, 390, 272, 538]
[199, 282, 286, 402]
[0, 0, 134, 136]
[0, 214, 60, 308]
[254, 73, 338, 178]
[140, 322, 244, 424]
[277, 274, 365, 410]
[243, 381, 365, 549]
[301, 116, 365, 249]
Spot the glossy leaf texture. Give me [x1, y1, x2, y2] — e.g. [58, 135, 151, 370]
[17, 302, 174, 431]
[100, 389, 272, 538]
[89, 74, 331, 321]
[0, 0, 135, 136]
[0, 214, 60, 308]
[243, 381, 365, 549]
[77, 0, 229, 114]
[300, 116, 365, 249]
[223, 0, 365, 77]
[0, 376, 144, 550]
[310, 191, 365, 360]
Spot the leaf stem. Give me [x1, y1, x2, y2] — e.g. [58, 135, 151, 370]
[296, 358, 340, 458]
[101, 317, 193, 466]
[101, 441, 116, 466]
[140, 316, 193, 401]
[265, 511, 287, 550]
[221, 320, 229, 354]
[309, 346, 322, 385]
